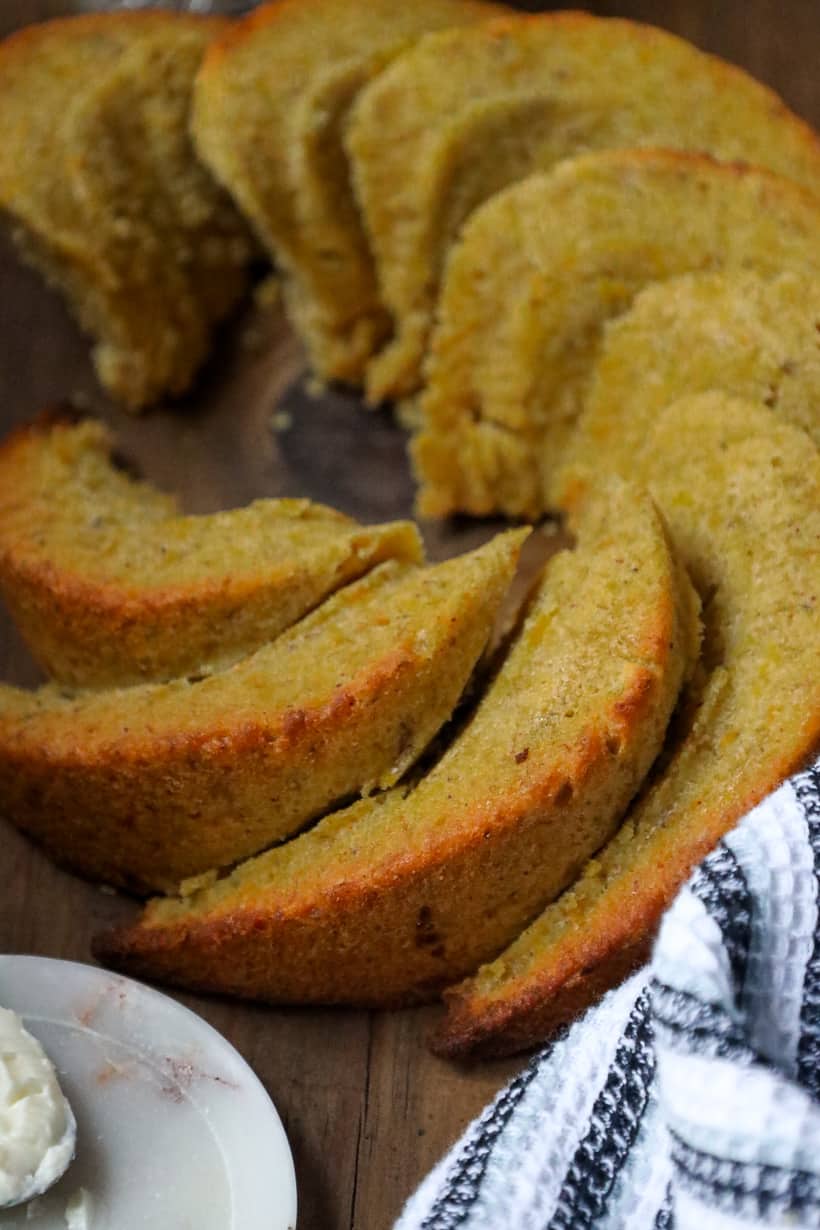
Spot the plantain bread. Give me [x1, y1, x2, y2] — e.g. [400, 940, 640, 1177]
[435, 395, 820, 1058]
[413, 150, 820, 520]
[95, 479, 698, 1003]
[191, 0, 505, 386]
[0, 531, 526, 893]
[349, 12, 820, 404]
[0, 414, 422, 688]
[0, 13, 254, 408]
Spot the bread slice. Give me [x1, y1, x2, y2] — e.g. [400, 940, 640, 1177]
[0, 13, 253, 409]
[435, 395, 820, 1059]
[66, 27, 255, 390]
[0, 531, 524, 893]
[95, 479, 699, 1004]
[191, 0, 505, 386]
[555, 272, 820, 510]
[413, 150, 820, 521]
[349, 13, 820, 404]
[0, 413, 422, 688]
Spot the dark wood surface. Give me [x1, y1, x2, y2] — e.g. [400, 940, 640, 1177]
[0, 3, 818, 1227]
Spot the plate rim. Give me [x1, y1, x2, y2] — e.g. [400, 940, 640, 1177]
[0, 953, 298, 1230]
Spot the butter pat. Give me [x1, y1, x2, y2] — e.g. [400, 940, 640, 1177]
[0, 1007, 76, 1208]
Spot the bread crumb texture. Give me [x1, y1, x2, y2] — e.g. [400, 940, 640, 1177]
[349, 12, 820, 403]
[0, 530, 524, 892]
[96, 478, 696, 1006]
[414, 150, 820, 520]
[436, 395, 820, 1058]
[191, 0, 504, 384]
[0, 414, 422, 686]
[0, 13, 254, 407]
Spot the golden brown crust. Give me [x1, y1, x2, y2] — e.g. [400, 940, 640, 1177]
[95, 480, 698, 1002]
[432, 395, 820, 1059]
[2, 651, 406, 893]
[436, 736, 820, 1059]
[0, 415, 422, 687]
[95, 672, 671, 1001]
[199, 0, 313, 69]
[0, 11, 229, 65]
[1, 534, 523, 893]
[199, 0, 498, 74]
[434, 940, 651, 1061]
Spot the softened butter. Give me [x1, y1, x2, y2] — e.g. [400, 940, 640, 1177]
[0, 1007, 76, 1207]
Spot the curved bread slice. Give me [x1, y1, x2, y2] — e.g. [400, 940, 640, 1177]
[66, 28, 254, 394]
[95, 480, 699, 1003]
[0, 14, 253, 408]
[413, 150, 820, 520]
[435, 395, 820, 1059]
[349, 13, 820, 403]
[0, 415, 422, 688]
[0, 530, 524, 893]
[556, 272, 820, 509]
[191, 0, 504, 385]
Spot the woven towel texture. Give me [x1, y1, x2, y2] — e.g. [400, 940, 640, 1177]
[397, 756, 820, 1230]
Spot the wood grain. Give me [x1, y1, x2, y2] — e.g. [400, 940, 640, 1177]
[0, 3, 817, 1227]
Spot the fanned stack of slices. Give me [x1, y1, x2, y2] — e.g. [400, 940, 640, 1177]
[191, 0, 507, 384]
[0, 416, 529, 892]
[0, 1, 819, 1060]
[97, 476, 699, 1006]
[4, 2, 820, 422]
[436, 395, 820, 1056]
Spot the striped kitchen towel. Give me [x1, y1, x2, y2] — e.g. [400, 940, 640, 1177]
[396, 755, 820, 1230]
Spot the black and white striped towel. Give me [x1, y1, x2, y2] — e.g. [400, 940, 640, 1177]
[396, 755, 820, 1230]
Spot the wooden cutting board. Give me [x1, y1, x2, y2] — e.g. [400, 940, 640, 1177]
[1, 3, 818, 1228]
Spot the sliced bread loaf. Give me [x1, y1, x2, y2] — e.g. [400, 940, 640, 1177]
[0, 414, 422, 688]
[67, 28, 254, 383]
[0, 13, 253, 408]
[0, 532, 524, 893]
[95, 479, 698, 1003]
[349, 13, 820, 403]
[191, 0, 505, 386]
[413, 150, 820, 520]
[435, 395, 820, 1058]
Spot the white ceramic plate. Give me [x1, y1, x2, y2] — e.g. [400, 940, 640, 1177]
[0, 955, 297, 1230]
